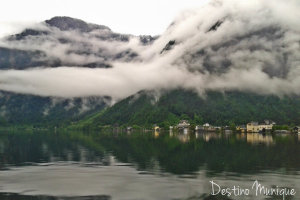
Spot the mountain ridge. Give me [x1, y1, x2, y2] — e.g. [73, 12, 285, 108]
[71, 90, 300, 130]
[0, 0, 300, 126]
[1, 16, 156, 70]
[45, 16, 111, 32]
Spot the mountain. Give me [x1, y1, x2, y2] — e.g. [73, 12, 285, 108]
[0, 91, 110, 127]
[0, 0, 300, 127]
[45, 16, 111, 32]
[0, 17, 156, 126]
[72, 90, 300, 129]
[0, 16, 156, 70]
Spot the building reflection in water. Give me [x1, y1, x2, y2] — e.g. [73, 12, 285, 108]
[183, 128, 189, 135]
[246, 133, 274, 145]
[201, 132, 221, 142]
[168, 130, 279, 145]
[172, 131, 227, 143]
[169, 130, 191, 143]
[169, 129, 173, 137]
[176, 133, 190, 143]
[195, 132, 222, 142]
[236, 132, 247, 141]
[154, 130, 160, 138]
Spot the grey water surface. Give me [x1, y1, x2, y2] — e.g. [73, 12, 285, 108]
[0, 131, 299, 200]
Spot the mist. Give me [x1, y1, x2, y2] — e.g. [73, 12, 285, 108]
[0, 0, 299, 101]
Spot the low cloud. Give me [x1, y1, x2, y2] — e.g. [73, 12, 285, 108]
[0, 24, 145, 66]
[0, 0, 300, 101]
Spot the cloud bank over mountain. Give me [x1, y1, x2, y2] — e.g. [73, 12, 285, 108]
[0, 0, 299, 100]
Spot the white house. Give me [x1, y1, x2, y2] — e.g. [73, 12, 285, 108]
[247, 120, 275, 133]
[177, 120, 190, 129]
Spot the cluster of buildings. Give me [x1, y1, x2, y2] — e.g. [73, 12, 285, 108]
[175, 120, 221, 132]
[171, 119, 278, 133]
[195, 123, 221, 132]
[150, 119, 300, 135]
[174, 120, 222, 133]
[246, 120, 276, 133]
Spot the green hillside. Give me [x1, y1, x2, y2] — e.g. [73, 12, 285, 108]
[0, 92, 109, 127]
[72, 90, 300, 130]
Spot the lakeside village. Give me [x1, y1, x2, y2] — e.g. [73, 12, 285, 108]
[126, 119, 300, 135]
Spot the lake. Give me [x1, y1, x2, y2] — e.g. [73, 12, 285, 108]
[0, 130, 300, 200]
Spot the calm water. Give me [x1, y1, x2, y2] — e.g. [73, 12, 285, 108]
[0, 130, 300, 200]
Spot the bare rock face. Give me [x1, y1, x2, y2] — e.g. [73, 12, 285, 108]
[45, 16, 111, 32]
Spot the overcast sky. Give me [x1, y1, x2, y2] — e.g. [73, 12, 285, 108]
[1, 0, 299, 100]
[0, 0, 208, 37]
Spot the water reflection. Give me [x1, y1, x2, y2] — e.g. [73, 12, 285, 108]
[154, 130, 160, 138]
[0, 131, 300, 200]
[0, 131, 105, 169]
[199, 132, 221, 142]
[236, 132, 247, 140]
[1, 131, 300, 174]
[246, 133, 274, 145]
[176, 133, 190, 143]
